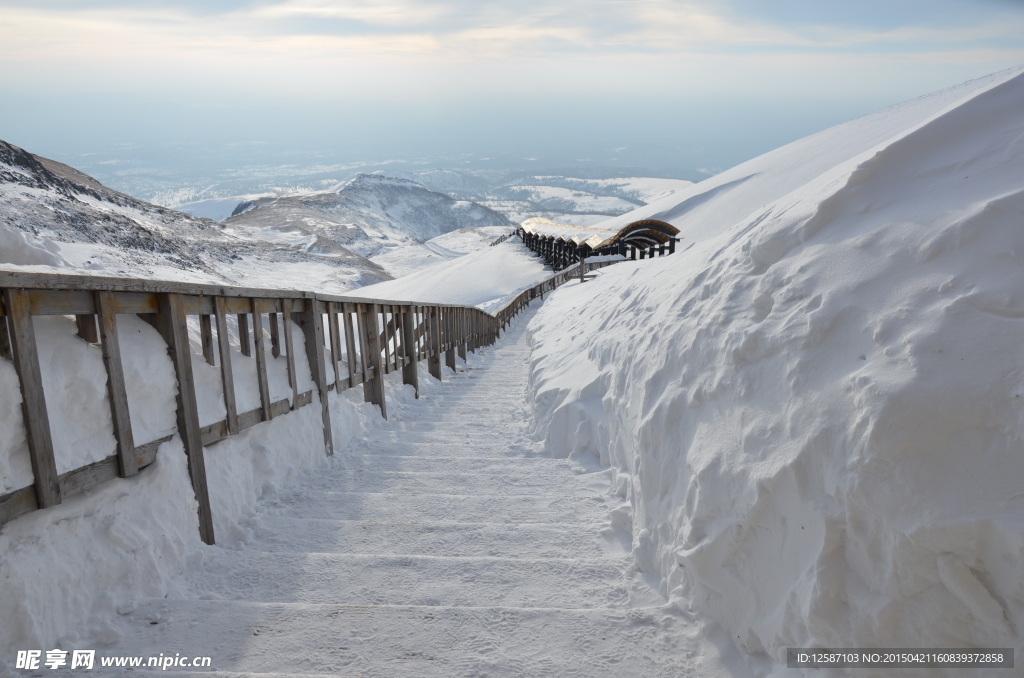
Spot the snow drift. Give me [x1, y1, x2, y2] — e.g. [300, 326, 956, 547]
[528, 66, 1024, 673]
[357, 234, 552, 313]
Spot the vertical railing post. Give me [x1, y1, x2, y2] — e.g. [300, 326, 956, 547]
[75, 314, 98, 343]
[282, 299, 300, 409]
[251, 299, 272, 422]
[457, 307, 467, 361]
[199, 313, 216, 365]
[269, 309, 281, 358]
[360, 303, 387, 418]
[152, 293, 215, 545]
[2, 288, 61, 509]
[401, 304, 419, 398]
[213, 297, 239, 435]
[427, 307, 442, 381]
[445, 307, 457, 373]
[342, 303, 358, 390]
[356, 304, 371, 390]
[0, 313, 11, 361]
[238, 312, 252, 356]
[95, 291, 137, 478]
[388, 307, 396, 371]
[328, 302, 343, 391]
[297, 298, 335, 455]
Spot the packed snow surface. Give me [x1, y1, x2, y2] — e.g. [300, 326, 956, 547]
[370, 225, 511, 278]
[527, 65, 1024, 674]
[356, 235, 552, 312]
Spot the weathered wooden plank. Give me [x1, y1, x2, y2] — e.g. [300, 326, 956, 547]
[2, 288, 61, 509]
[358, 304, 373, 402]
[342, 305, 358, 390]
[0, 315, 10, 360]
[2, 270, 527, 309]
[95, 291, 137, 477]
[28, 290, 94, 316]
[238, 313, 252, 357]
[328, 304, 343, 391]
[152, 292, 215, 545]
[445, 307, 457, 373]
[180, 295, 215, 316]
[251, 301, 272, 422]
[111, 291, 158, 315]
[60, 452, 119, 498]
[269, 311, 281, 358]
[0, 434, 169, 528]
[0, 485, 35, 527]
[75, 314, 99, 343]
[297, 300, 335, 455]
[135, 436, 170, 466]
[360, 303, 387, 418]
[356, 304, 372, 394]
[282, 301, 300, 409]
[200, 419, 229, 446]
[0, 270, 309, 300]
[457, 307, 467, 361]
[200, 393, 297, 444]
[220, 297, 250, 314]
[200, 314, 216, 365]
[386, 307, 399, 374]
[213, 297, 239, 435]
[427, 306, 442, 381]
[401, 306, 419, 398]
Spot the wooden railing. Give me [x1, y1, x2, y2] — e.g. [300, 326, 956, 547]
[0, 260, 618, 543]
[489, 231, 515, 246]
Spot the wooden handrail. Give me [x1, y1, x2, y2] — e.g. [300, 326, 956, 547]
[0, 259, 618, 542]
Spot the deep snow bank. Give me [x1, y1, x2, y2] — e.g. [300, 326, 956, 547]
[528, 66, 1024, 673]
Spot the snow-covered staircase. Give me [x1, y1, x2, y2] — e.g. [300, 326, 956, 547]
[96, 308, 717, 677]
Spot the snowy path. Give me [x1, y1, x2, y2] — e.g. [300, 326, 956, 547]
[92, 307, 739, 677]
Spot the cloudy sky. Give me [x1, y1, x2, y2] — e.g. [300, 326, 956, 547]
[2, 0, 1023, 181]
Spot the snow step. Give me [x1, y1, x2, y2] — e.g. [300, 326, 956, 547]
[181, 551, 659, 609]
[262, 489, 611, 523]
[333, 455, 571, 473]
[296, 469, 603, 496]
[251, 516, 625, 558]
[351, 440, 531, 457]
[112, 599, 694, 678]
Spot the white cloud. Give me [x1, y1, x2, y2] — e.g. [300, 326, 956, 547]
[0, 0, 1021, 100]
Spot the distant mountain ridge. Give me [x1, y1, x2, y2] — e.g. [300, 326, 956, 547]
[224, 172, 514, 258]
[0, 140, 390, 291]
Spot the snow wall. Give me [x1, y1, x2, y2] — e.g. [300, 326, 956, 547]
[528, 66, 1024, 674]
[0, 310, 422, 658]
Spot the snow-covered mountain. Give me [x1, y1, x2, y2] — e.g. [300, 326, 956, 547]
[0, 140, 391, 291]
[371, 170, 695, 226]
[223, 173, 513, 258]
[382, 168, 494, 200]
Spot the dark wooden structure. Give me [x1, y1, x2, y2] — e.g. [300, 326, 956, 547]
[0, 261, 617, 542]
[518, 219, 681, 271]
